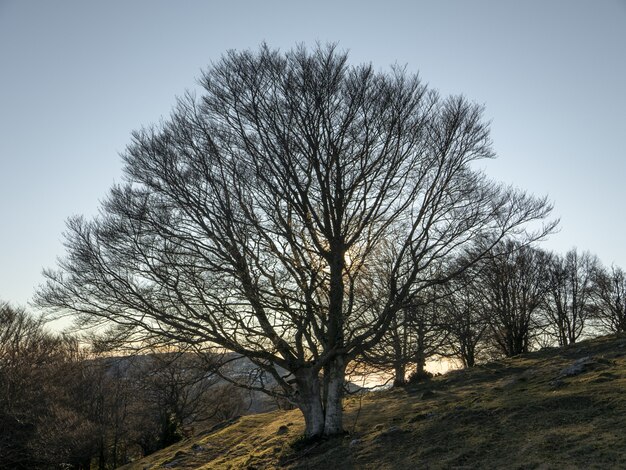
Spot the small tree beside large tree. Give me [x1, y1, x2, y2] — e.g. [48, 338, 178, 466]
[37, 44, 555, 438]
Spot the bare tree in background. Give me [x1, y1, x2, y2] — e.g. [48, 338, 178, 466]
[0, 302, 47, 469]
[0, 303, 98, 470]
[131, 348, 244, 453]
[404, 288, 450, 380]
[441, 268, 489, 368]
[360, 283, 450, 386]
[593, 265, 626, 334]
[36, 44, 555, 437]
[480, 241, 551, 357]
[0, 302, 246, 469]
[542, 249, 598, 346]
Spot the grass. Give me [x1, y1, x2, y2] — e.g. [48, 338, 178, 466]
[120, 334, 626, 469]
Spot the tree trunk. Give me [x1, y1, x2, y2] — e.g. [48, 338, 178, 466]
[393, 363, 406, 387]
[295, 368, 324, 438]
[464, 352, 475, 368]
[98, 438, 106, 470]
[323, 355, 346, 436]
[415, 355, 426, 376]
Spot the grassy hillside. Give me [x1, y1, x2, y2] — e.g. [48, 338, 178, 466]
[121, 334, 626, 469]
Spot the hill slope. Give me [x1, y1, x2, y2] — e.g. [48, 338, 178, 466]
[121, 334, 626, 469]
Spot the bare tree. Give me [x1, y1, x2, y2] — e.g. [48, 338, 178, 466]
[440, 269, 489, 368]
[480, 241, 551, 357]
[593, 265, 626, 334]
[0, 302, 245, 469]
[36, 44, 555, 437]
[0, 303, 97, 470]
[541, 249, 598, 346]
[129, 348, 244, 452]
[362, 281, 450, 386]
[0, 302, 46, 469]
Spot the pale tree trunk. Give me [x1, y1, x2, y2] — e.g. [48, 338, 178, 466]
[323, 355, 346, 436]
[320, 248, 347, 436]
[464, 343, 476, 368]
[295, 368, 325, 438]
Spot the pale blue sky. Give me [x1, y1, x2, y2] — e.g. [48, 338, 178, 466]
[1, 0, 625, 307]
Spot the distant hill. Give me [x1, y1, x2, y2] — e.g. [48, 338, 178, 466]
[120, 334, 626, 469]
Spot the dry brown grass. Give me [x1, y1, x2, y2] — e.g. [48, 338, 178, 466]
[120, 334, 626, 469]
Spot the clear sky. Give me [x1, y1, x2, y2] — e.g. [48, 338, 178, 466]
[1, 0, 625, 308]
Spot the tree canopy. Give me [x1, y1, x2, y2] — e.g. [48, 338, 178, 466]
[37, 44, 555, 437]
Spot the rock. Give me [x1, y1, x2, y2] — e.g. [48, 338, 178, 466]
[559, 356, 593, 377]
[191, 443, 205, 452]
[349, 438, 361, 448]
[276, 425, 289, 435]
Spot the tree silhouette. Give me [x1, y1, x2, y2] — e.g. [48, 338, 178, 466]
[37, 44, 555, 437]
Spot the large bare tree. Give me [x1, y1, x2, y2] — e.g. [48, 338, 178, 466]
[36, 44, 555, 437]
